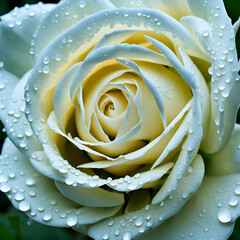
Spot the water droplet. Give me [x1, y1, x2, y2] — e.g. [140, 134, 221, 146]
[208, 67, 213, 75]
[0, 183, 11, 192]
[182, 192, 188, 199]
[19, 201, 30, 212]
[102, 233, 109, 240]
[202, 30, 209, 37]
[79, 1, 86, 8]
[14, 192, 25, 201]
[235, 186, 240, 195]
[29, 12, 35, 17]
[43, 57, 49, 64]
[0, 83, 5, 90]
[67, 36, 73, 42]
[218, 208, 231, 223]
[29, 190, 36, 197]
[108, 220, 114, 226]
[43, 213, 52, 221]
[0, 175, 8, 183]
[26, 178, 36, 186]
[114, 229, 120, 236]
[229, 196, 238, 207]
[43, 65, 49, 74]
[38, 206, 45, 212]
[123, 232, 131, 240]
[135, 216, 143, 227]
[67, 215, 78, 226]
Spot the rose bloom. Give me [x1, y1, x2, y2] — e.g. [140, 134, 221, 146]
[0, 0, 240, 239]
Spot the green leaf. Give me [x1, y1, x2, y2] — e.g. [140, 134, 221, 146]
[8, 215, 25, 240]
[0, 222, 15, 240]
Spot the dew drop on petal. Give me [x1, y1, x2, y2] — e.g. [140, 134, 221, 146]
[43, 213, 52, 221]
[123, 232, 131, 240]
[14, 192, 25, 201]
[229, 196, 238, 207]
[218, 209, 231, 223]
[0, 175, 8, 183]
[202, 30, 209, 37]
[79, 1, 86, 8]
[67, 215, 78, 226]
[135, 216, 143, 227]
[19, 201, 30, 212]
[0, 182, 11, 192]
[102, 233, 109, 240]
[43, 65, 49, 74]
[26, 178, 36, 186]
[235, 186, 240, 195]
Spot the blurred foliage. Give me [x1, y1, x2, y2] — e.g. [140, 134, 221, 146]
[0, 0, 240, 239]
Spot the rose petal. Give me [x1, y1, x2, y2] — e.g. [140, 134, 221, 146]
[137, 174, 240, 240]
[106, 162, 173, 192]
[188, 0, 240, 153]
[0, 3, 55, 77]
[0, 70, 42, 157]
[0, 139, 121, 227]
[33, 0, 115, 60]
[88, 154, 204, 239]
[109, 0, 192, 20]
[26, 7, 206, 151]
[206, 124, 240, 175]
[55, 180, 124, 207]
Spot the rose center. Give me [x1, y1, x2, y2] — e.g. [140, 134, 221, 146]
[98, 89, 128, 118]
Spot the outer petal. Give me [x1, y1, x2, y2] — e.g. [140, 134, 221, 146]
[0, 139, 121, 227]
[206, 124, 240, 175]
[188, 0, 240, 153]
[0, 68, 19, 119]
[0, 70, 42, 157]
[137, 174, 240, 240]
[33, 0, 115, 60]
[55, 180, 124, 207]
[0, 3, 55, 77]
[88, 154, 204, 240]
[109, 0, 192, 20]
[136, 125, 240, 240]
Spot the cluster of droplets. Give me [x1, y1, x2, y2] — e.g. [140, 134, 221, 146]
[217, 181, 240, 224]
[0, 146, 86, 227]
[199, 3, 239, 147]
[6, 3, 47, 30]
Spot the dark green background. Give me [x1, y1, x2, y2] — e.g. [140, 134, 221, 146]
[0, 0, 239, 239]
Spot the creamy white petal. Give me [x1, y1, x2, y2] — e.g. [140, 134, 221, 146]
[206, 124, 240, 175]
[43, 142, 110, 189]
[0, 3, 55, 77]
[0, 68, 19, 119]
[188, 0, 240, 153]
[138, 174, 240, 240]
[233, 17, 240, 35]
[26, 7, 205, 150]
[106, 162, 173, 192]
[77, 99, 192, 169]
[93, 29, 139, 50]
[55, 180, 124, 207]
[145, 36, 202, 171]
[0, 70, 42, 157]
[30, 151, 64, 181]
[116, 58, 167, 129]
[33, 0, 115, 60]
[0, 139, 121, 227]
[88, 154, 204, 240]
[54, 62, 81, 129]
[109, 0, 192, 20]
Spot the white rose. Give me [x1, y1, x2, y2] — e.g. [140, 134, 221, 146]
[0, 0, 239, 239]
